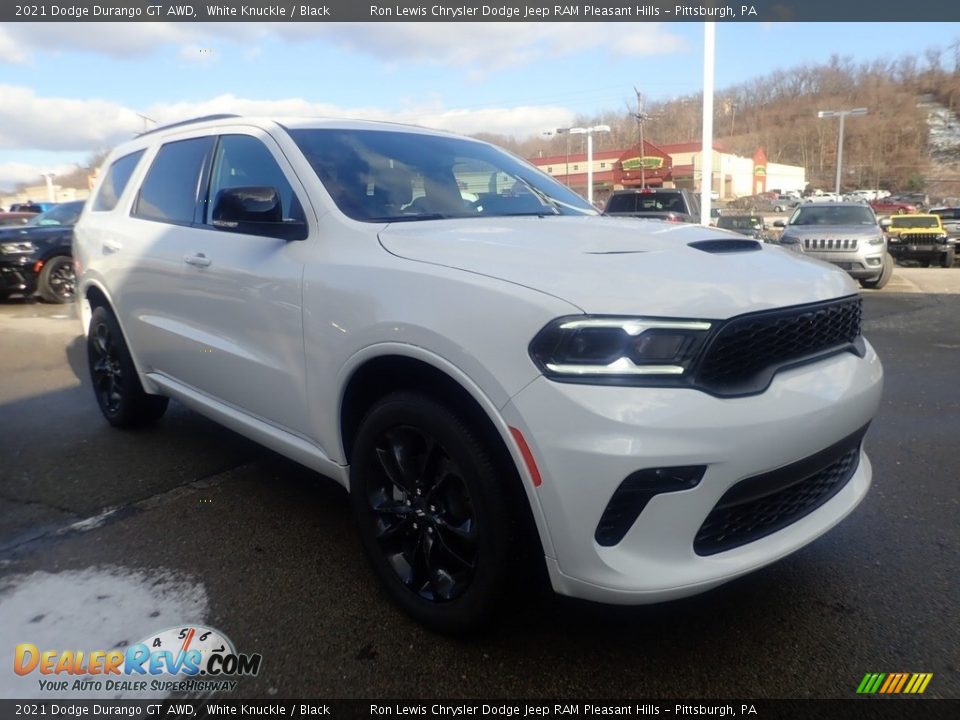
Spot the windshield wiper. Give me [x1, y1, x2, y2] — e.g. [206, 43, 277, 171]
[511, 176, 562, 216]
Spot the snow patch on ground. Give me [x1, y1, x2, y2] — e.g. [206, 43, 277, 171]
[0, 566, 208, 699]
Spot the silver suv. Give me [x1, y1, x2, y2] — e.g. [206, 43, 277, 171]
[775, 202, 893, 289]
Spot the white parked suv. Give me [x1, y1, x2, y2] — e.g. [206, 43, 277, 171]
[74, 115, 884, 632]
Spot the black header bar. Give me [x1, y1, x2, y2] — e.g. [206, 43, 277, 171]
[2, 699, 958, 720]
[3, 0, 958, 23]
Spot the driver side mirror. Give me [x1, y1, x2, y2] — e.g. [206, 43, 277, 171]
[879, 218, 891, 230]
[211, 186, 307, 241]
[772, 220, 785, 228]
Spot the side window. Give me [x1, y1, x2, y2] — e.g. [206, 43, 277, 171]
[133, 137, 213, 224]
[92, 150, 144, 212]
[205, 134, 304, 231]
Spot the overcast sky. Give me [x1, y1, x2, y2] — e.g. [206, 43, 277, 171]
[0, 21, 955, 190]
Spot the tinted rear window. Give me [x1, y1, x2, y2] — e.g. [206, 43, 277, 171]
[93, 150, 144, 212]
[605, 194, 637, 213]
[607, 192, 685, 213]
[134, 137, 214, 224]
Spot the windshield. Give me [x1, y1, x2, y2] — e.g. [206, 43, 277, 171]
[890, 216, 939, 229]
[288, 128, 597, 222]
[25, 202, 83, 227]
[789, 205, 876, 226]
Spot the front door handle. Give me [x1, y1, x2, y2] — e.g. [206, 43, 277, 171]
[184, 253, 211, 268]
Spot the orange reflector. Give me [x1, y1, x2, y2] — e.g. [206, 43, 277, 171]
[33, 259, 45, 273]
[509, 426, 542, 488]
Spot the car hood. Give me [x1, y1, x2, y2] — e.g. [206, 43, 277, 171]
[378, 216, 856, 317]
[0, 225, 71, 242]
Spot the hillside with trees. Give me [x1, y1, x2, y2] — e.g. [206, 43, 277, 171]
[512, 41, 960, 199]
[13, 43, 960, 201]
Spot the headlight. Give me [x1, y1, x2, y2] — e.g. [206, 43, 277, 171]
[530, 316, 712, 383]
[0, 241, 37, 255]
[868, 235, 885, 245]
[778, 235, 798, 244]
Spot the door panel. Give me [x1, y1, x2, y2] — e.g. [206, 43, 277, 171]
[169, 131, 310, 434]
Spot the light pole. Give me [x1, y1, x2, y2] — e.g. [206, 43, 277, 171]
[544, 128, 572, 186]
[41, 172, 56, 203]
[817, 108, 868, 196]
[569, 124, 610, 206]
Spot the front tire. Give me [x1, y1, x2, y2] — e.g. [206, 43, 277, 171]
[941, 248, 955, 268]
[349, 392, 516, 633]
[37, 256, 76, 303]
[860, 253, 894, 290]
[87, 306, 168, 427]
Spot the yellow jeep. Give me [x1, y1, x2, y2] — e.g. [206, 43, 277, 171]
[882, 214, 956, 267]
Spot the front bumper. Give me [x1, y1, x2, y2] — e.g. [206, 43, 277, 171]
[0, 256, 40, 297]
[799, 249, 885, 279]
[503, 341, 883, 604]
[888, 241, 951, 261]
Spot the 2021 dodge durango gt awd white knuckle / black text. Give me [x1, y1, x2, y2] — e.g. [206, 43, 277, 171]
[74, 115, 884, 632]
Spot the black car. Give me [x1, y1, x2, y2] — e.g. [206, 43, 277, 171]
[603, 188, 701, 223]
[716, 213, 767, 240]
[0, 200, 83, 303]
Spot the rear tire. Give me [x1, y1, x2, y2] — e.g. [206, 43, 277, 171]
[87, 306, 168, 427]
[349, 391, 518, 633]
[37, 256, 76, 303]
[860, 253, 894, 290]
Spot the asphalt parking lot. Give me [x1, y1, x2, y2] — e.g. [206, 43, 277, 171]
[1, 268, 958, 701]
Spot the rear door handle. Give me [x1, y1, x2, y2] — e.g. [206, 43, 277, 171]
[184, 253, 211, 268]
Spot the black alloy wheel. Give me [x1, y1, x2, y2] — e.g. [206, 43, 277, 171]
[90, 318, 124, 417]
[367, 424, 479, 602]
[350, 392, 516, 633]
[86, 306, 169, 427]
[38, 256, 76, 303]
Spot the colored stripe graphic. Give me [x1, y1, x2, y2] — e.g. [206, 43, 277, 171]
[893, 673, 909, 693]
[857, 673, 933, 694]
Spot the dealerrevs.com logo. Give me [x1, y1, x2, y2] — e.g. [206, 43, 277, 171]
[14, 625, 262, 694]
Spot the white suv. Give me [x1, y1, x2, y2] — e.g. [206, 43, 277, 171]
[75, 115, 883, 632]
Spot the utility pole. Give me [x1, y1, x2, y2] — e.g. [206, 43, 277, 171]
[632, 87, 652, 187]
[136, 113, 157, 134]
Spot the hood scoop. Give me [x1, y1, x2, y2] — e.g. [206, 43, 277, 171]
[688, 239, 762, 253]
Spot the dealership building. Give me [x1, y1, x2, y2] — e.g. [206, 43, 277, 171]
[529, 140, 806, 205]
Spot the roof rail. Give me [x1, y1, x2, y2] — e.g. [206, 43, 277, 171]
[137, 114, 241, 137]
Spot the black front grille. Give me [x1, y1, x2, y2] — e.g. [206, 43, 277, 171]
[898, 233, 941, 241]
[803, 238, 859, 251]
[693, 425, 868, 556]
[694, 296, 862, 396]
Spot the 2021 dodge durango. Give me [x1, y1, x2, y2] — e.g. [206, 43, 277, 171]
[74, 116, 884, 632]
